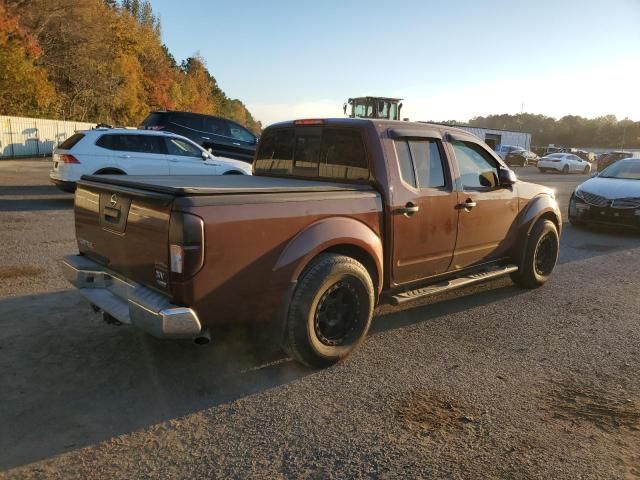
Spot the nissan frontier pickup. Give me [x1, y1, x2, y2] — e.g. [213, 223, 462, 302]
[63, 118, 561, 367]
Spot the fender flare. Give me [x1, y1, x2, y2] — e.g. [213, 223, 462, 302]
[512, 194, 561, 268]
[273, 217, 384, 294]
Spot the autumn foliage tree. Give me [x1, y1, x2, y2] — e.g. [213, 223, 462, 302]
[0, 0, 261, 133]
[467, 113, 640, 149]
[0, 2, 56, 116]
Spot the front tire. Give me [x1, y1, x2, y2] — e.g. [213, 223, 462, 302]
[511, 219, 559, 289]
[562, 165, 569, 174]
[284, 254, 374, 368]
[538, 168, 546, 173]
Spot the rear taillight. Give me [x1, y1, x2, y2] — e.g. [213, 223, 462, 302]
[60, 154, 80, 164]
[169, 212, 204, 281]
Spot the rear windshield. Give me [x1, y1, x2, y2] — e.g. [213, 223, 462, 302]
[254, 127, 369, 180]
[58, 133, 85, 150]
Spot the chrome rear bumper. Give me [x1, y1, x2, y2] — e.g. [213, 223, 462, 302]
[62, 255, 202, 339]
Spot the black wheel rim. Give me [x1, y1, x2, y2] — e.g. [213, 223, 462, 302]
[534, 233, 557, 276]
[314, 280, 360, 346]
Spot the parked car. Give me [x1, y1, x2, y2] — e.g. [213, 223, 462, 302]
[495, 144, 525, 160]
[572, 149, 595, 163]
[140, 111, 257, 163]
[568, 158, 640, 229]
[505, 149, 539, 167]
[596, 150, 636, 172]
[537, 153, 591, 174]
[544, 146, 564, 156]
[62, 118, 561, 368]
[49, 128, 251, 192]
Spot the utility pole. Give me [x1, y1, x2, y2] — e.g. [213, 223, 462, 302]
[518, 102, 524, 132]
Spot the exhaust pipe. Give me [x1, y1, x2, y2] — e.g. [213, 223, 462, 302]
[193, 327, 211, 345]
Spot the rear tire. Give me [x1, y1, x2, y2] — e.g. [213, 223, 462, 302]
[538, 168, 546, 173]
[511, 219, 559, 289]
[583, 166, 589, 174]
[284, 254, 374, 368]
[562, 165, 569, 174]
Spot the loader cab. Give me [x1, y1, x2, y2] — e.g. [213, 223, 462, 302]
[344, 97, 403, 121]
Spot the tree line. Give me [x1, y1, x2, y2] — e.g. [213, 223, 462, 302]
[439, 113, 640, 149]
[0, 0, 262, 133]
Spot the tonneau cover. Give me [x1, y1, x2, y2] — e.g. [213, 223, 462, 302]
[80, 174, 374, 196]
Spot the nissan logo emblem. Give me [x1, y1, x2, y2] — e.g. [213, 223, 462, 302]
[109, 194, 118, 207]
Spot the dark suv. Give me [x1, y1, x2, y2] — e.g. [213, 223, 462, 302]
[140, 111, 257, 163]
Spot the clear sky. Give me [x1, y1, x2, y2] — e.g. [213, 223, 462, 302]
[151, 0, 640, 126]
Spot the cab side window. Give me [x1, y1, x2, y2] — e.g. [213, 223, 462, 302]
[394, 138, 446, 189]
[451, 140, 500, 190]
[165, 137, 202, 157]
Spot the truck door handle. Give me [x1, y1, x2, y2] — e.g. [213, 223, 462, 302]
[118, 154, 131, 158]
[456, 199, 477, 210]
[202, 136, 210, 140]
[397, 202, 419, 216]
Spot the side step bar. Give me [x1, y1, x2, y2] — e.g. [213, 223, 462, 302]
[390, 265, 518, 306]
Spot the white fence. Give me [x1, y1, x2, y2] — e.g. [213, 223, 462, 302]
[0, 115, 96, 158]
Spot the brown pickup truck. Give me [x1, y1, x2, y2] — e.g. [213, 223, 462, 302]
[63, 118, 561, 367]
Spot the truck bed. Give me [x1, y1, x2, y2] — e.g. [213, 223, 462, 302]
[73, 174, 382, 316]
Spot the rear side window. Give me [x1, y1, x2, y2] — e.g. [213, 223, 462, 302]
[255, 127, 368, 180]
[96, 134, 166, 154]
[229, 123, 256, 143]
[394, 138, 446, 189]
[59, 133, 85, 150]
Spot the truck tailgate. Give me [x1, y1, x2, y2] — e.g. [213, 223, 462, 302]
[74, 178, 174, 295]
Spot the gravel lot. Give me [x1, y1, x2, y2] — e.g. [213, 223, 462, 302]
[1, 160, 639, 479]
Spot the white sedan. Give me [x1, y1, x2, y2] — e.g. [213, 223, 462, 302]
[50, 128, 252, 192]
[537, 153, 591, 175]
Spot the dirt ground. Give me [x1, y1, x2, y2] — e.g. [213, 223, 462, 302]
[0, 160, 639, 479]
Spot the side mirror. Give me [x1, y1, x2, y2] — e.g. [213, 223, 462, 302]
[201, 150, 209, 160]
[498, 167, 517, 186]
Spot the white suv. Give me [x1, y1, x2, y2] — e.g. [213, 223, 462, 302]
[50, 128, 252, 192]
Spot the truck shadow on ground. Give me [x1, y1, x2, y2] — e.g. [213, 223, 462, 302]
[0, 184, 73, 211]
[0, 280, 525, 471]
[0, 185, 67, 196]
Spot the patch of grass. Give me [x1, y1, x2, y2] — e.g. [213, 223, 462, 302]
[0, 265, 45, 280]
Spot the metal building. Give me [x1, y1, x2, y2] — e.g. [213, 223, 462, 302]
[449, 124, 532, 151]
[0, 115, 95, 158]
